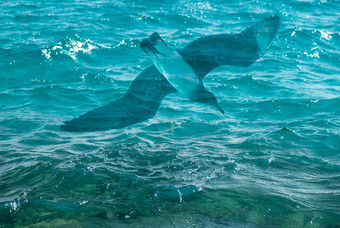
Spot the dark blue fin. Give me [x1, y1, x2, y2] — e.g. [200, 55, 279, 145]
[180, 14, 280, 78]
[60, 65, 176, 132]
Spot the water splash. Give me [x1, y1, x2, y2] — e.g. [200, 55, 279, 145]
[41, 35, 100, 61]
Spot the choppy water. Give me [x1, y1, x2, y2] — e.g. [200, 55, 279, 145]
[1, 0, 339, 227]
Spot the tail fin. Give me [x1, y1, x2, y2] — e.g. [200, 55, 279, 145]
[246, 14, 280, 56]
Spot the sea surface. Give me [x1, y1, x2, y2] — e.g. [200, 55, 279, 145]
[0, 0, 339, 227]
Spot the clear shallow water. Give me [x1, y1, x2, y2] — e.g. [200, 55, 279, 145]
[0, 0, 339, 227]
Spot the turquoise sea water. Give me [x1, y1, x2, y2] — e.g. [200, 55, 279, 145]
[0, 0, 339, 227]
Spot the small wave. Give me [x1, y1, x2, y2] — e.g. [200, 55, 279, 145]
[266, 127, 305, 144]
[41, 35, 102, 61]
[279, 28, 339, 65]
[112, 38, 137, 49]
[153, 185, 201, 202]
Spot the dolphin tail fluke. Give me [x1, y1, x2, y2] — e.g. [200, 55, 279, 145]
[180, 14, 280, 78]
[60, 65, 176, 132]
[247, 14, 280, 56]
[214, 104, 225, 114]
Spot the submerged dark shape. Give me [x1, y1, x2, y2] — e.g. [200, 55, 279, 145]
[61, 14, 280, 132]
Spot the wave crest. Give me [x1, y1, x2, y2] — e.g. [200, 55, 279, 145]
[41, 35, 101, 61]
